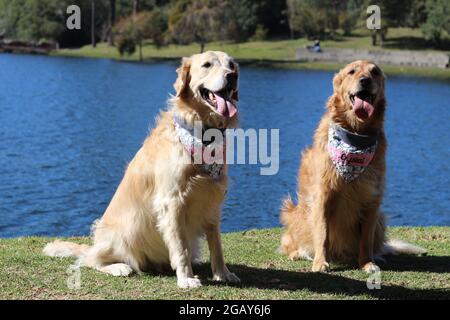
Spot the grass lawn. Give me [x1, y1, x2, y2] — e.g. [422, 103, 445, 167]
[0, 227, 449, 300]
[54, 28, 450, 80]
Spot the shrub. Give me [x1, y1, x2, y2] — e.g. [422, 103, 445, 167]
[250, 24, 268, 41]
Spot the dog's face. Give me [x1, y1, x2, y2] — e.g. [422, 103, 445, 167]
[331, 60, 385, 125]
[174, 51, 239, 126]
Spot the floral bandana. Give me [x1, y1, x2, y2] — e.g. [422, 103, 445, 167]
[327, 122, 378, 182]
[173, 113, 226, 181]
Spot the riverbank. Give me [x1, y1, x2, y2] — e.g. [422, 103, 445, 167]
[55, 42, 450, 81]
[1, 227, 448, 300]
[53, 28, 450, 80]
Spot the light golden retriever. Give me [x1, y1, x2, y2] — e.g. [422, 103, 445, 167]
[281, 60, 426, 272]
[44, 51, 240, 288]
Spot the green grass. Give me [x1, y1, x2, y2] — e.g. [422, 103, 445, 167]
[54, 28, 450, 81]
[1, 227, 449, 300]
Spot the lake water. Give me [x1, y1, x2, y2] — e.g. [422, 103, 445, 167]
[0, 54, 449, 237]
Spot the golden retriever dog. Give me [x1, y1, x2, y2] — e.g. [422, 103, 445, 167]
[44, 51, 241, 288]
[281, 60, 426, 273]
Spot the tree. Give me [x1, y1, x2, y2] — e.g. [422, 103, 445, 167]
[286, 0, 326, 39]
[114, 10, 166, 59]
[420, 0, 450, 44]
[91, 0, 96, 47]
[107, 0, 116, 46]
[0, 0, 68, 42]
[168, 0, 226, 52]
[286, 0, 352, 39]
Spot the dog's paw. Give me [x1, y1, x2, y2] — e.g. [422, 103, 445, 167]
[311, 260, 330, 272]
[177, 276, 202, 289]
[213, 271, 241, 284]
[361, 262, 380, 274]
[288, 251, 300, 261]
[99, 263, 133, 277]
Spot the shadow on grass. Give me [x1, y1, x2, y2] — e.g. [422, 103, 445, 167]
[191, 257, 450, 299]
[379, 255, 450, 273]
[384, 36, 450, 51]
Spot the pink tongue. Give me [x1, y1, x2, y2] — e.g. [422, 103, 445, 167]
[213, 93, 237, 118]
[353, 96, 374, 119]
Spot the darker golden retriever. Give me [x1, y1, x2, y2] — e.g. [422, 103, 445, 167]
[281, 60, 426, 272]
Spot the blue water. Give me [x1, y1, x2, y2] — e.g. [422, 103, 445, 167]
[0, 54, 449, 237]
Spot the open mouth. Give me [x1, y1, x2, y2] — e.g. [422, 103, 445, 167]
[349, 91, 376, 120]
[200, 88, 237, 118]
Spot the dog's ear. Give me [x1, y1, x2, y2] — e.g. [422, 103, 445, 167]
[332, 71, 343, 92]
[174, 57, 191, 97]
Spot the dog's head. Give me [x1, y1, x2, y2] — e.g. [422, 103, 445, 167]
[330, 60, 386, 130]
[173, 51, 239, 128]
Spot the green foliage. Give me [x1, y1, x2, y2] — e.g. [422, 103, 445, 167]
[1, 0, 449, 49]
[287, 0, 326, 39]
[250, 24, 268, 42]
[114, 10, 167, 56]
[286, 0, 358, 39]
[0, 0, 69, 42]
[420, 0, 450, 43]
[340, 12, 358, 36]
[117, 34, 136, 55]
[168, 0, 227, 51]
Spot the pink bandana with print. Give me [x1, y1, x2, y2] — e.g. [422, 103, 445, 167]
[327, 123, 378, 182]
[173, 113, 226, 180]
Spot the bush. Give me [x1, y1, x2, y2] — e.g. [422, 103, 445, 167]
[250, 24, 268, 41]
[114, 10, 167, 56]
[117, 35, 136, 56]
[420, 0, 450, 44]
[339, 12, 358, 36]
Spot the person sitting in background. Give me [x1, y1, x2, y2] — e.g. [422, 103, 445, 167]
[306, 39, 322, 53]
[313, 39, 321, 52]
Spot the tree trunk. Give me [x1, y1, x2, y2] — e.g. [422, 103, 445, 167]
[133, 0, 140, 15]
[371, 31, 377, 46]
[107, 0, 116, 46]
[91, 0, 96, 48]
[132, 0, 141, 61]
[200, 42, 205, 53]
[380, 28, 387, 48]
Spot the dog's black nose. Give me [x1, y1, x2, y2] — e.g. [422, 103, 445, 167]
[359, 76, 372, 87]
[226, 72, 237, 88]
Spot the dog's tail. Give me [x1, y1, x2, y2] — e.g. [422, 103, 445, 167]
[279, 195, 301, 257]
[280, 195, 298, 227]
[382, 239, 427, 256]
[43, 240, 90, 259]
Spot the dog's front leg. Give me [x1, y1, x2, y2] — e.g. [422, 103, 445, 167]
[159, 203, 201, 289]
[359, 206, 380, 273]
[311, 192, 330, 272]
[205, 224, 240, 283]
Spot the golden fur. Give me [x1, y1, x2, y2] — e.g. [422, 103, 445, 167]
[281, 60, 426, 272]
[44, 51, 240, 288]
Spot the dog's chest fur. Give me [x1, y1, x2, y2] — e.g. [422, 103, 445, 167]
[309, 118, 386, 260]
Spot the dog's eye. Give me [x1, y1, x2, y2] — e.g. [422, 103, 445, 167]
[348, 69, 356, 75]
[229, 61, 235, 70]
[202, 62, 211, 68]
[372, 67, 380, 76]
